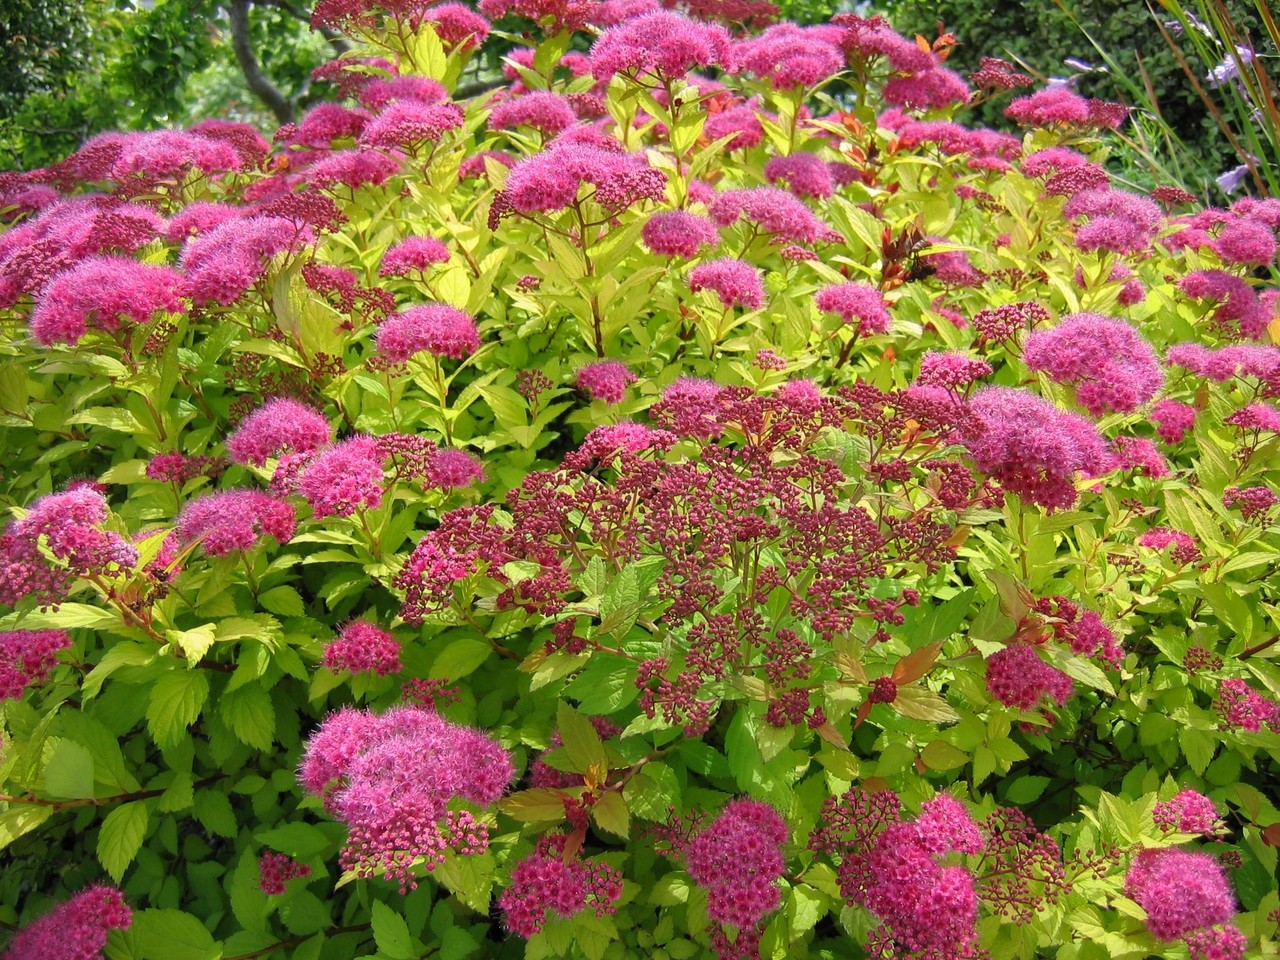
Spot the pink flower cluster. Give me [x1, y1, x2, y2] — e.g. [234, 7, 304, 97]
[686, 799, 788, 930]
[985, 644, 1074, 713]
[380, 235, 451, 276]
[500, 142, 667, 216]
[488, 91, 577, 135]
[359, 101, 465, 149]
[814, 282, 891, 334]
[498, 833, 623, 937]
[577, 360, 637, 404]
[1125, 848, 1241, 958]
[298, 436, 387, 518]
[1063, 188, 1163, 256]
[642, 210, 720, 258]
[764, 152, 835, 199]
[30, 255, 187, 346]
[179, 215, 312, 307]
[1167, 343, 1280, 389]
[1178, 269, 1271, 340]
[1153, 790, 1221, 836]
[226, 398, 332, 467]
[1223, 485, 1278, 522]
[1006, 87, 1128, 130]
[1217, 678, 1280, 733]
[258, 852, 312, 895]
[688, 258, 765, 309]
[972, 300, 1049, 343]
[837, 793, 985, 959]
[0, 486, 139, 608]
[323, 621, 402, 676]
[376, 304, 481, 361]
[1151, 400, 1197, 444]
[1138, 527, 1201, 566]
[589, 10, 731, 81]
[916, 351, 992, 391]
[176, 489, 297, 556]
[964, 386, 1107, 510]
[1023, 313, 1163, 417]
[710, 186, 836, 246]
[0, 629, 72, 701]
[1, 885, 131, 960]
[298, 705, 514, 890]
[732, 23, 846, 90]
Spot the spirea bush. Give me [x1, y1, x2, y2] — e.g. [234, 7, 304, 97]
[0, 1, 1278, 959]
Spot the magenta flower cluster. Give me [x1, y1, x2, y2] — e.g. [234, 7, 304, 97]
[257, 852, 312, 895]
[2, 885, 132, 960]
[685, 798, 788, 931]
[176, 489, 297, 556]
[576, 360, 637, 404]
[1125, 848, 1242, 959]
[497, 833, 623, 937]
[226, 398, 332, 467]
[0, 629, 72, 701]
[0, 486, 138, 608]
[1023, 313, 1163, 418]
[376, 304, 481, 362]
[814, 282, 891, 334]
[1153, 790, 1221, 836]
[323, 621, 402, 676]
[964, 386, 1107, 511]
[298, 705, 513, 890]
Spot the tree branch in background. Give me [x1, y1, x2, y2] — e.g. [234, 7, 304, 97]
[228, 0, 295, 123]
[257, 0, 352, 54]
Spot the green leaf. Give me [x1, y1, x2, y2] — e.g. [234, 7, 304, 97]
[195, 788, 237, 838]
[229, 849, 265, 928]
[891, 685, 961, 724]
[146, 669, 209, 748]
[82, 641, 155, 698]
[557, 701, 606, 775]
[591, 790, 630, 838]
[43, 739, 96, 799]
[131, 908, 220, 960]
[56, 711, 140, 792]
[429, 636, 492, 680]
[435, 850, 494, 913]
[0, 805, 53, 852]
[258, 585, 306, 617]
[1043, 646, 1115, 696]
[500, 788, 571, 822]
[1179, 726, 1217, 776]
[169, 624, 217, 662]
[257, 822, 333, 859]
[97, 801, 149, 882]
[220, 684, 276, 752]
[439, 926, 479, 960]
[1005, 775, 1052, 804]
[563, 654, 639, 714]
[920, 740, 968, 771]
[372, 900, 414, 960]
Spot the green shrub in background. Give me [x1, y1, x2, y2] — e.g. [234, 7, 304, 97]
[883, 0, 1263, 196]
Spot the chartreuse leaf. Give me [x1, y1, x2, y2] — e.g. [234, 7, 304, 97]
[435, 850, 494, 913]
[0, 806, 53, 852]
[42, 739, 95, 799]
[97, 800, 149, 882]
[557, 701, 607, 775]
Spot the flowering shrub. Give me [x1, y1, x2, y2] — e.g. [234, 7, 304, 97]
[0, 2, 1278, 960]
